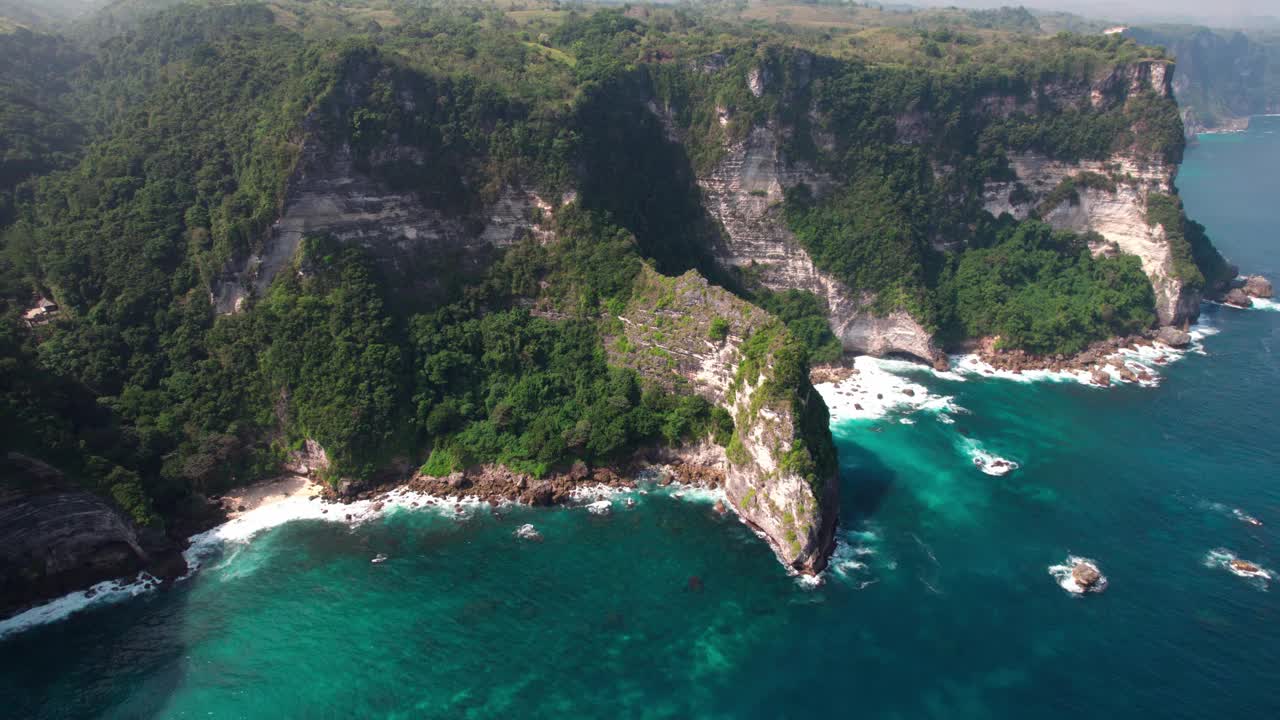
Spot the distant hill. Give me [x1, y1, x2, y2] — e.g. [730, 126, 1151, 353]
[0, 0, 103, 30]
[1126, 25, 1280, 135]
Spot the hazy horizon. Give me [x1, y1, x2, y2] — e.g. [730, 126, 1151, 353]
[908, 0, 1280, 29]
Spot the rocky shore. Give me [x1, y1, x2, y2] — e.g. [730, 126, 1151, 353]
[1222, 274, 1273, 309]
[970, 333, 1168, 384]
[0, 453, 222, 620]
[318, 455, 726, 512]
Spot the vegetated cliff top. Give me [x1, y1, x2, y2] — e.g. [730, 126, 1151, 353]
[0, 0, 1203, 547]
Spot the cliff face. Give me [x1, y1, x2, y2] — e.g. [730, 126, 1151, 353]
[975, 62, 1203, 326]
[610, 267, 839, 573]
[212, 127, 548, 313]
[1125, 26, 1280, 137]
[212, 56, 553, 314]
[695, 116, 939, 363]
[0, 454, 169, 617]
[981, 152, 1194, 325]
[693, 57, 1189, 355]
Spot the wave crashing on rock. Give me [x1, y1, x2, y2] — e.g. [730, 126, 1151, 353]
[1048, 556, 1108, 595]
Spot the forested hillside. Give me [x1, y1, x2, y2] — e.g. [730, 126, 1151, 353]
[0, 0, 1232, 541]
[1126, 24, 1280, 134]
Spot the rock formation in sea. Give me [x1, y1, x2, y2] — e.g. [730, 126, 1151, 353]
[1072, 561, 1103, 591]
[607, 267, 840, 573]
[1241, 275, 1273, 299]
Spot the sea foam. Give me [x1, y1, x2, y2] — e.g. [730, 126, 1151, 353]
[814, 356, 961, 423]
[1204, 549, 1272, 587]
[2, 485, 490, 639]
[0, 573, 161, 640]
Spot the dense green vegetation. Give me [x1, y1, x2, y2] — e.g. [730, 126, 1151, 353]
[0, 0, 1232, 532]
[1145, 193, 1234, 292]
[939, 220, 1156, 355]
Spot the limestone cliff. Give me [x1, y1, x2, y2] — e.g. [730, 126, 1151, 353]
[697, 121, 940, 362]
[686, 54, 1207, 346]
[212, 58, 552, 314]
[981, 153, 1195, 324]
[212, 124, 549, 313]
[979, 61, 1208, 326]
[609, 267, 839, 573]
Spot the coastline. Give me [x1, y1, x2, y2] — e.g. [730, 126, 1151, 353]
[810, 311, 1235, 426]
[0, 456, 728, 639]
[217, 475, 322, 519]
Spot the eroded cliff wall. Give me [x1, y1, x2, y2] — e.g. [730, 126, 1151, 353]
[692, 55, 1201, 345]
[610, 267, 839, 573]
[212, 128, 549, 313]
[982, 153, 1194, 324]
[697, 121, 940, 362]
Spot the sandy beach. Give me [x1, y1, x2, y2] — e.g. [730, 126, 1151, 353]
[217, 476, 321, 519]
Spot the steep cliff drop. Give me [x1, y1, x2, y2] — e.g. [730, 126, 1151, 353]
[0, 454, 185, 619]
[696, 119, 941, 364]
[610, 267, 840, 573]
[981, 62, 1215, 327]
[212, 61, 554, 314]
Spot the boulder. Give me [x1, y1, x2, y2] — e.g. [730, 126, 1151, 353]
[526, 484, 555, 507]
[1243, 275, 1273, 299]
[1072, 562, 1101, 590]
[1091, 369, 1111, 387]
[1156, 326, 1191, 348]
[1231, 559, 1260, 574]
[1225, 288, 1253, 308]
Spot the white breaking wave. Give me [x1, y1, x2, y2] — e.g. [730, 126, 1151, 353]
[1204, 549, 1272, 586]
[1047, 556, 1108, 595]
[514, 524, 543, 541]
[957, 437, 1019, 476]
[814, 356, 961, 423]
[1250, 297, 1280, 312]
[951, 317, 1221, 388]
[826, 526, 890, 589]
[0, 573, 161, 639]
[1, 485, 494, 639]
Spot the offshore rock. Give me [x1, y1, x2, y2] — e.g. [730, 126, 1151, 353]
[1072, 562, 1103, 590]
[1242, 275, 1273, 298]
[1225, 288, 1253, 308]
[1156, 326, 1191, 348]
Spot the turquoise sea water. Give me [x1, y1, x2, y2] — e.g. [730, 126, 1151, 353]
[3, 119, 1280, 719]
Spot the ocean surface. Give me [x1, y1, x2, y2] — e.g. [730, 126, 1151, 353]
[3, 118, 1280, 719]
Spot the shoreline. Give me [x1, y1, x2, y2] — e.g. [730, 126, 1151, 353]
[0, 457, 727, 639]
[216, 475, 322, 519]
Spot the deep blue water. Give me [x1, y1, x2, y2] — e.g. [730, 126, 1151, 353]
[1, 118, 1278, 719]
